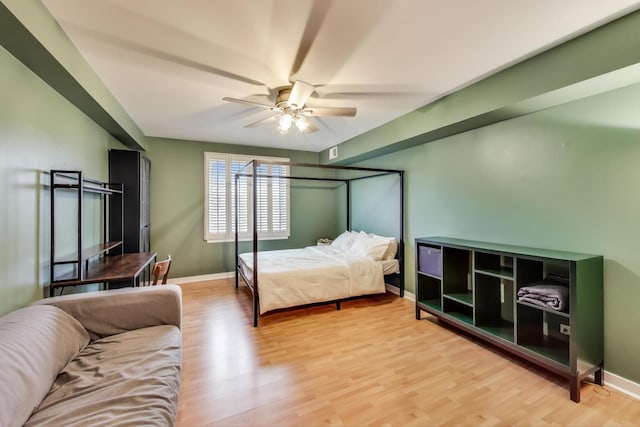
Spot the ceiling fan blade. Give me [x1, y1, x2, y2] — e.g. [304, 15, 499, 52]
[302, 106, 356, 117]
[291, 0, 386, 84]
[288, 80, 315, 109]
[244, 115, 280, 128]
[312, 83, 427, 100]
[63, 22, 267, 87]
[316, 91, 422, 100]
[289, 0, 334, 79]
[305, 123, 319, 133]
[223, 97, 276, 110]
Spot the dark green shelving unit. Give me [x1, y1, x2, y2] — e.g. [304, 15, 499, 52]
[415, 237, 603, 403]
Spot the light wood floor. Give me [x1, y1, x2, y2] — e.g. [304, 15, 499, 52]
[176, 279, 640, 426]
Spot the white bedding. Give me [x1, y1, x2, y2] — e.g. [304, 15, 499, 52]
[239, 246, 387, 314]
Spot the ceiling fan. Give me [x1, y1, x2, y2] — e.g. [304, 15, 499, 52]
[222, 80, 356, 134]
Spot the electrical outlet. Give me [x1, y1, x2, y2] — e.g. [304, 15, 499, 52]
[560, 324, 570, 335]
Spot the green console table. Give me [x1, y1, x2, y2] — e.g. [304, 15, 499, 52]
[415, 237, 603, 402]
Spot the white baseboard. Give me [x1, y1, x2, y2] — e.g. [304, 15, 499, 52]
[173, 271, 234, 284]
[403, 290, 416, 302]
[385, 284, 416, 301]
[604, 370, 640, 401]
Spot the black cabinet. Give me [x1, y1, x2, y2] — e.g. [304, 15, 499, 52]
[109, 150, 151, 254]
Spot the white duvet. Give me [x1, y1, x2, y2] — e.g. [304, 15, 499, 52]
[239, 246, 386, 314]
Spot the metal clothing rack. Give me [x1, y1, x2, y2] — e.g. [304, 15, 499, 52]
[49, 170, 123, 296]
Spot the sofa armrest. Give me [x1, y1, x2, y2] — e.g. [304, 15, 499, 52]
[32, 285, 182, 339]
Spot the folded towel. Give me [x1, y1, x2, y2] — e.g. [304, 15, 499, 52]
[517, 283, 569, 311]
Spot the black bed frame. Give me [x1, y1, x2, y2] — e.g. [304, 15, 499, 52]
[234, 161, 404, 327]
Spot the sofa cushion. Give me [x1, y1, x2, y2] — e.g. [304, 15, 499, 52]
[32, 285, 182, 339]
[25, 325, 181, 427]
[0, 305, 90, 427]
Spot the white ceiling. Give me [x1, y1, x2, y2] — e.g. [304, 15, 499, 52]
[42, 0, 640, 152]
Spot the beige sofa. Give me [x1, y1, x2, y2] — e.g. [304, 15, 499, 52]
[0, 285, 182, 427]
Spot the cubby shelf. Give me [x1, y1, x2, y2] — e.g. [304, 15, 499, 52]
[444, 292, 473, 306]
[480, 325, 514, 342]
[443, 310, 473, 326]
[516, 300, 570, 318]
[418, 299, 441, 311]
[519, 342, 570, 367]
[415, 236, 603, 403]
[475, 267, 513, 279]
[417, 270, 441, 280]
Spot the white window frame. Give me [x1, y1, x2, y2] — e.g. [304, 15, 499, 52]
[204, 152, 290, 242]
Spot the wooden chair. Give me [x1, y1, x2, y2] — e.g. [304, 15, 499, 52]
[151, 255, 172, 285]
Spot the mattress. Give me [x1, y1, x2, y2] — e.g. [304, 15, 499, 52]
[239, 246, 387, 314]
[381, 259, 400, 275]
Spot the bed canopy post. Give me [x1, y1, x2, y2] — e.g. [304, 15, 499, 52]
[346, 180, 351, 230]
[234, 173, 239, 289]
[252, 160, 259, 327]
[399, 170, 405, 297]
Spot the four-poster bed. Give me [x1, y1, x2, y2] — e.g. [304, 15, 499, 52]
[234, 161, 404, 327]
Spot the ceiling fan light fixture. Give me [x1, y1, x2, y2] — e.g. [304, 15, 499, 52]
[295, 116, 309, 132]
[279, 113, 293, 131]
[277, 125, 289, 134]
[222, 81, 356, 135]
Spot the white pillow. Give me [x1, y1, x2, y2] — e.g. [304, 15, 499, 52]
[331, 231, 358, 252]
[349, 231, 389, 261]
[370, 233, 399, 260]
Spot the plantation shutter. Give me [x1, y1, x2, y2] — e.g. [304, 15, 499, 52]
[204, 153, 289, 242]
[206, 156, 227, 239]
[271, 164, 289, 234]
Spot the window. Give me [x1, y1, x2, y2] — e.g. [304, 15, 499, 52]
[204, 152, 290, 242]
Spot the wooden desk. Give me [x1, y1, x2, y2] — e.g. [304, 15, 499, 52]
[50, 252, 157, 296]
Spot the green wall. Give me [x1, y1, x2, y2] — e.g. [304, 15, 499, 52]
[0, 46, 125, 315]
[350, 174, 402, 238]
[352, 81, 640, 384]
[144, 137, 339, 278]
